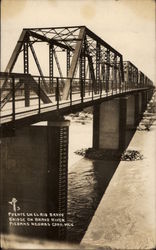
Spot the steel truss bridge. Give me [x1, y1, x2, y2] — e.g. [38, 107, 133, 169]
[0, 26, 154, 132]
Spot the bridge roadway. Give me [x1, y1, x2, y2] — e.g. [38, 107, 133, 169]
[0, 84, 151, 132]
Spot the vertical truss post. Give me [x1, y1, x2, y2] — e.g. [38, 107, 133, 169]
[132, 66, 134, 88]
[127, 62, 130, 90]
[118, 65, 121, 93]
[131, 66, 132, 87]
[118, 58, 124, 92]
[111, 66, 113, 95]
[101, 63, 105, 93]
[135, 69, 138, 88]
[38, 76, 41, 114]
[130, 64, 133, 89]
[24, 42, 29, 73]
[135, 68, 137, 88]
[56, 77, 60, 109]
[138, 72, 140, 88]
[129, 62, 131, 90]
[132, 67, 134, 88]
[96, 42, 100, 95]
[125, 62, 129, 91]
[70, 78, 72, 106]
[142, 74, 144, 87]
[86, 49, 96, 95]
[120, 56, 124, 88]
[88, 70, 91, 95]
[23, 41, 30, 107]
[67, 50, 70, 77]
[136, 69, 138, 88]
[106, 49, 110, 93]
[12, 76, 15, 122]
[113, 54, 117, 93]
[79, 37, 86, 100]
[49, 45, 54, 93]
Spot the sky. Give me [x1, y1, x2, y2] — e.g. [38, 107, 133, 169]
[1, 0, 156, 83]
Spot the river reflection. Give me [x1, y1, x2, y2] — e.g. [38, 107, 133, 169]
[67, 158, 120, 243]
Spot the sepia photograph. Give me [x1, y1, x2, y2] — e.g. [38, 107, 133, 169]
[0, 0, 156, 249]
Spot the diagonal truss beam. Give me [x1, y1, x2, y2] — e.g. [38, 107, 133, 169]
[120, 56, 124, 83]
[0, 74, 51, 109]
[29, 42, 49, 92]
[2, 30, 28, 90]
[62, 27, 86, 100]
[4, 30, 28, 74]
[1, 30, 51, 105]
[26, 75, 51, 103]
[85, 42, 96, 91]
[53, 50, 64, 81]
[1, 81, 24, 109]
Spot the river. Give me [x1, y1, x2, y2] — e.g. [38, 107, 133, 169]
[66, 117, 121, 243]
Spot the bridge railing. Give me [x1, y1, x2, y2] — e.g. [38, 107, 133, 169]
[123, 61, 154, 90]
[123, 61, 138, 90]
[0, 74, 40, 123]
[0, 72, 154, 124]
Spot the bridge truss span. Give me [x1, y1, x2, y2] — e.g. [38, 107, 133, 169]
[0, 26, 154, 130]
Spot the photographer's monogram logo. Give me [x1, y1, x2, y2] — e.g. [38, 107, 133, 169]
[8, 198, 20, 212]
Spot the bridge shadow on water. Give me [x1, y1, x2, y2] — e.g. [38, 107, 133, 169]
[66, 130, 135, 243]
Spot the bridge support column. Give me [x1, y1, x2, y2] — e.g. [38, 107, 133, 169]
[138, 93, 142, 115]
[47, 119, 70, 240]
[127, 95, 135, 129]
[126, 94, 143, 147]
[149, 89, 153, 101]
[151, 89, 154, 99]
[93, 104, 100, 149]
[141, 91, 147, 112]
[147, 89, 153, 102]
[1, 120, 70, 241]
[134, 93, 142, 125]
[93, 97, 127, 153]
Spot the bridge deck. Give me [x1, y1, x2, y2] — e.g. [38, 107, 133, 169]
[0, 87, 148, 129]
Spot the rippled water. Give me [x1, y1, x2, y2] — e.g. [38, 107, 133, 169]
[66, 120, 120, 243]
[67, 158, 120, 243]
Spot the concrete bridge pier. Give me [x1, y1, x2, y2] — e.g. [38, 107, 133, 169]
[1, 119, 70, 241]
[147, 89, 154, 102]
[46, 119, 70, 240]
[126, 95, 135, 130]
[93, 97, 127, 154]
[146, 90, 150, 102]
[126, 93, 144, 129]
[135, 93, 142, 125]
[141, 91, 148, 112]
[126, 94, 140, 147]
[93, 93, 146, 155]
